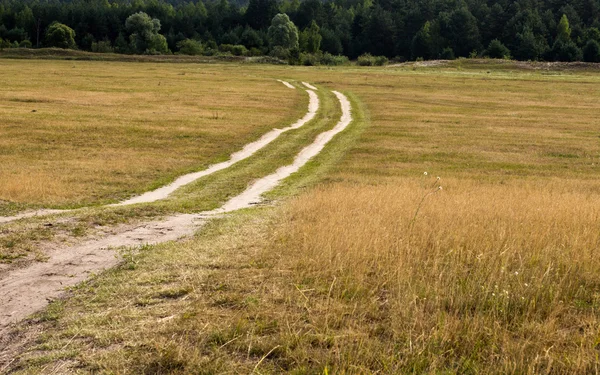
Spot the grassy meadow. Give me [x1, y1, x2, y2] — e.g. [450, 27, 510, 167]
[0, 60, 303, 211]
[4, 59, 600, 374]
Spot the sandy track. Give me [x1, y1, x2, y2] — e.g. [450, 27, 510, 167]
[0, 90, 353, 346]
[0, 82, 317, 224]
[302, 82, 318, 90]
[116, 88, 318, 206]
[0, 215, 201, 337]
[277, 79, 296, 89]
[217, 91, 351, 212]
[0, 210, 64, 224]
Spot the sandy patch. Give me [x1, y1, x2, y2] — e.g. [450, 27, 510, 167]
[277, 79, 296, 89]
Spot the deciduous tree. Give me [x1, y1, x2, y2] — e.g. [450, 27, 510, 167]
[45, 22, 76, 49]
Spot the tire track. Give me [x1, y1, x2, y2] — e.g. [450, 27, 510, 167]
[0, 81, 316, 224]
[0, 89, 353, 339]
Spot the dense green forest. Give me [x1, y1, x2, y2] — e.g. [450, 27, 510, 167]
[1, 0, 600, 63]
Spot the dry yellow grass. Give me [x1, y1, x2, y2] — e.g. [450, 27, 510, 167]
[0, 60, 302, 207]
[263, 179, 600, 372]
[5, 62, 600, 374]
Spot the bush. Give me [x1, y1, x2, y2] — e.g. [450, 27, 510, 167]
[248, 47, 263, 56]
[319, 52, 349, 66]
[551, 39, 582, 61]
[18, 39, 32, 48]
[202, 48, 217, 56]
[231, 45, 248, 56]
[19, 41, 31, 49]
[45, 22, 77, 49]
[91, 40, 114, 53]
[269, 45, 290, 61]
[485, 39, 511, 59]
[176, 39, 203, 55]
[582, 39, 600, 62]
[440, 47, 456, 60]
[219, 44, 248, 56]
[357, 53, 376, 66]
[300, 52, 319, 66]
[357, 54, 388, 66]
[374, 55, 388, 66]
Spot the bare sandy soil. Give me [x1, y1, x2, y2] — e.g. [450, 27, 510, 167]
[0, 210, 64, 224]
[0, 88, 353, 359]
[0, 214, 201, 336]
[277, 79, 296, 89]
[302, 82, 318, 90]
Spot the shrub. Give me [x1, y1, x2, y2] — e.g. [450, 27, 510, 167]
[231, 45, 248, 56]
[357, 53, 376, 66]
[91, 40, 114, 53]
[440, 47, 455, 60]
[485, 39, 511, 59]
[374, 55, 388, 66]
[176, 39, 203, 55]
[582, 39, 600, 62]
[551, 39, 582, 61]
[319, 52, 349, 66]
[269, 45, 290, 61]
[219, 44, 248, 56]
[300, 52, 319, 66]
[202, 48, 217, 56]
[248, 47, 263, 56]
[18, 39, 32, 48]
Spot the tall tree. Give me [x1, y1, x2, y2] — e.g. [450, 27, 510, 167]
[245, 0, 278, 30]
[411, 21, 433, 60]
[267, 13, 298, 50]
[556, 14, 572, 41]
[125, 12, 169, 54]
[300, 20, 321, 53]
[45, 22, 76, 49]
[364, 5, 395, 57]
[441, 7, 482, 57]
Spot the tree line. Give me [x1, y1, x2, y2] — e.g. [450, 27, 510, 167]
[1, 0, 600, 63]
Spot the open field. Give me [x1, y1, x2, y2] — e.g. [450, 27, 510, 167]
[2, 60, 600, 373]
[0, 60, 303, 212]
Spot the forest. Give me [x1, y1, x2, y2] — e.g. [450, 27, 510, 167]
[1, 0, 600, 62]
